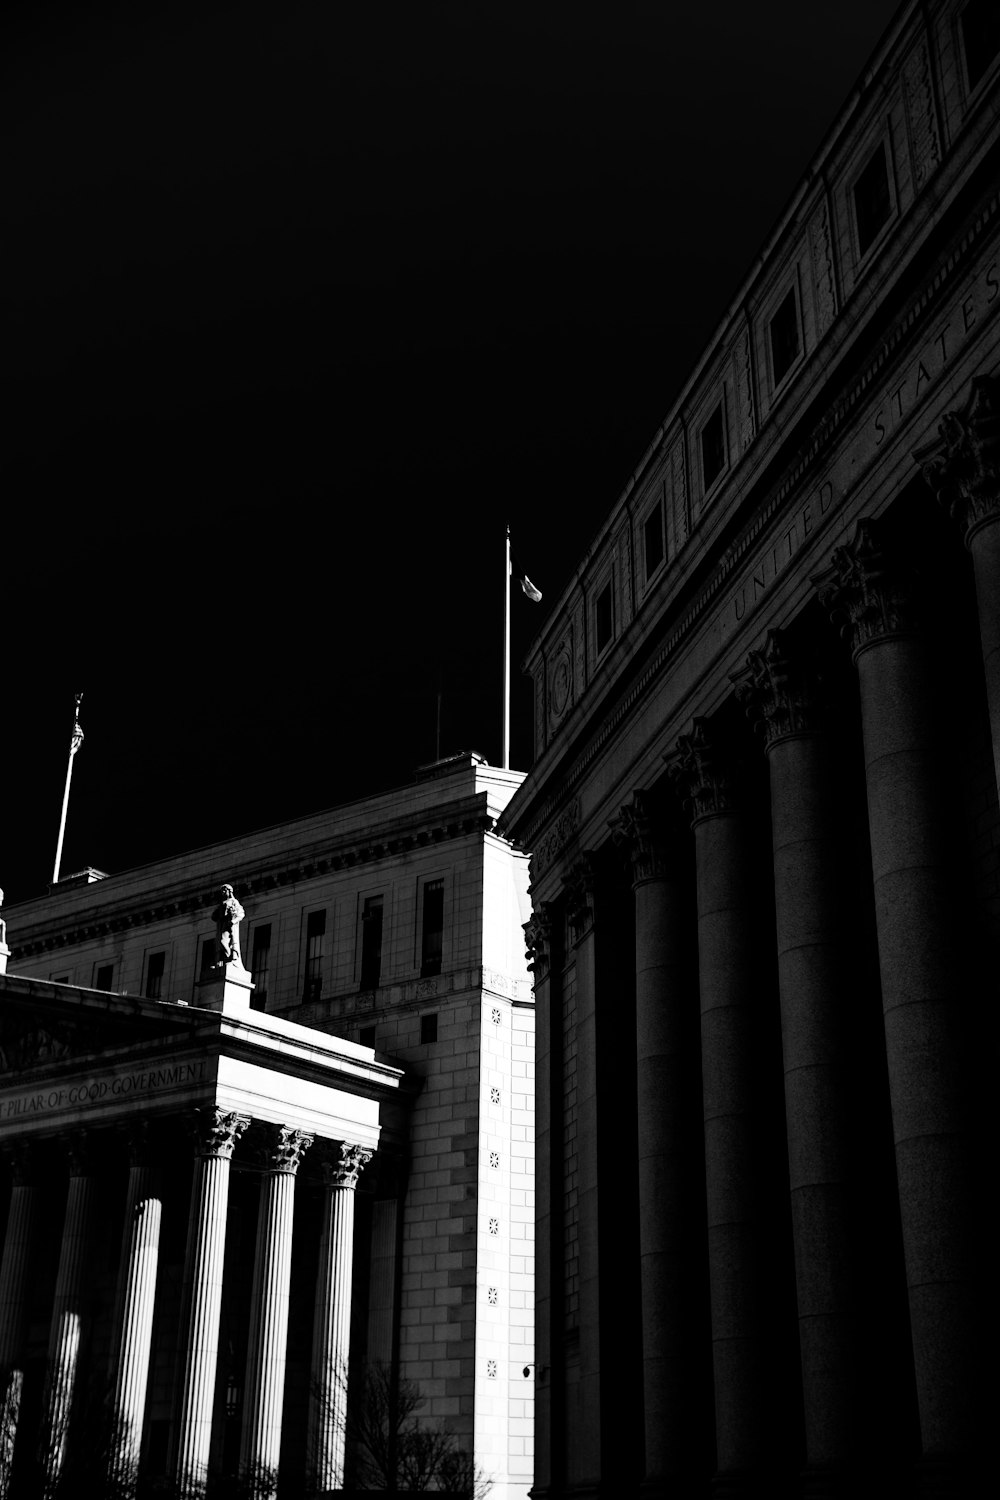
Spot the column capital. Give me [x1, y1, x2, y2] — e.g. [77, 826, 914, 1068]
[58, 1131, 92, 1177]
[256, 1123, 314, 1176]
[564, 854, 597, 945]
[190, 1107, 250, 1161]
[813, 517, 918, 659]
[322, 1141, 373, 1190]
[915, 374, 1000, 547]
[665, 718, 742, 824]
[523, 906, 553, 979]
[731, 628, 826, 749]
[1, 1140, 33, 1186]
[610, 791, 670, 886]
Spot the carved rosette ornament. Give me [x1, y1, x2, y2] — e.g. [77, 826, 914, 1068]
[915, 375, 1000, 547]
[191, 1107, 250, 1161]
[564, 855, 597, 945]
[610, 791, 669, 887]
[812, 517, 918, 660]
[731, 629, 825, 749]
[324, 1141, 373, 1190]
[523, 908, 553, 980]
[665, 718, 741, 825]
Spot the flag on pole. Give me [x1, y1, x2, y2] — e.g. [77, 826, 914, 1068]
[518, 572, 542, 603]
[69, 692, 84, 755]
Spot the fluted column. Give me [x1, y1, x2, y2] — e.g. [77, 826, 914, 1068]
[523, 906, 554, 1498]
[41, 1139, 96, 1497]
[815, 518, 976, 1489]
[611, 791, 694, 1497]
[917, 375, 1000, 799]
[108, 1126, 163, 1494]
[239, 1125, 313, 1495]
[308, 1140, 372, 1493]
[0, 1144, 36, 1500]
[668, 720, 767, 1496]
[175, 1108, 249, 1499]
[734, 632, 862, 1494]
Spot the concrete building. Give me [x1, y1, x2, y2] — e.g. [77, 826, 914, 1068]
[0, 752, 534, 1497]
[500, 2, 996, 1495]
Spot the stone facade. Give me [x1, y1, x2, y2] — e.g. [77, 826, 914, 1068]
[501, 2, 997, 1496]
[1, 753, 534, 1497]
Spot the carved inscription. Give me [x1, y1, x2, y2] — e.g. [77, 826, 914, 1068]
[0, 1057, 211, 1121]
[722, 480, 839, 638]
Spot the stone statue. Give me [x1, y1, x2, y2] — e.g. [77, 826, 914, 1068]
[213, 883, 245, 968]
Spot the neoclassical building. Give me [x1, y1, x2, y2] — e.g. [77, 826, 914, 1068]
[0, 753, 534, 1497]
[500, 2, 997, 1495]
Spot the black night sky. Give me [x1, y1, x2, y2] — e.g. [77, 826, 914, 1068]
[3, 1, 900, 902]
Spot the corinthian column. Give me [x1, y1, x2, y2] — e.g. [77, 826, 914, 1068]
[108, 1127, 163, 1494]
[41, 1139, 96, 1497]
[917, 375, 1000, 799]
[667, 721, 767, 1496]
[308, 1141, 372, 1493]
[611, 791, 695, 1498]
[734, 632, 862, 1494]
[815, 518, 976, 1490]
[0, 1144, 36, 1500]
[239, 1125, 313, 1495]
[175, 1108, 250, 1499]
[523, 905, 555, 1499]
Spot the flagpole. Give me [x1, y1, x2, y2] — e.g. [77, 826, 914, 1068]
[52, 693, 85, 885]
[503, 526, 511, 770]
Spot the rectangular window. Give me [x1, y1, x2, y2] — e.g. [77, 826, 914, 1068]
[145, 951, 166, 999]
[303, 910, 326, 1001]
[854, 142, 891, 257]
[359, 1025, 377, 1047]
[95, 963, 115, 991]
[962, 0, 1000, 90]
[420, 1012, 438, 1045]
[594, 581, 614, 655]
[643, 503, 665, 582]
[360, 896, 384, 990]
[250, 923, 272, 1011]
[200, 937, 218, 974]
[700, 401, 726, 491]
[769, 284, 801, 389]
[420, 879, 444, 977]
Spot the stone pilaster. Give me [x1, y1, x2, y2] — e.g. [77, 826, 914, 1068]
[108, 1126, 163, 1495]
[734, 631, 862, 1493]
[916, 375, 1000, 800]
[239, 1125, 313, 1496]
[667, 725, 767, 1495]
[175, 1108, 250, 1499]
[308, 1141, 372, 1493]
[40, 1139, 96, 1498]
[0, 1144, 36, 1500]
[611, 791, 695, 1497]
[523, 901, 555, 1498]
[815, 518, 976, 1487]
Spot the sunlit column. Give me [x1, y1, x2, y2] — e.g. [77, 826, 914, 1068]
[308, 1141, 372, 1492]
[108, 1126, 163, 1495]
[41, 1138, 96, 1498]
[239, 1125, 313, 1496]
[0, 1143, 36, 1500]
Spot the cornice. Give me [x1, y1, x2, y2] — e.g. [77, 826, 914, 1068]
[506, 185, 1000, 858]
[10, 811, 495, 960]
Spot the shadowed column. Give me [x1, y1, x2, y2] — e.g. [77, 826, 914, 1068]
[611, 790, 696, 1497]
[240, 1125, 313, 1496]
[815, 518, 976, 1493]
[523, 906, 555, 1499]
[917, 375, 1000, 800]
[734, 632, 863, 1496]
[0, 1144, 36, 1500]
[308, 1140, 372, 1492]
[175, 1108, 249, 1499]
[108, 1126, 163, 1495]
[41, 1138, 96, 1498]
[668, 721, 768, 1497]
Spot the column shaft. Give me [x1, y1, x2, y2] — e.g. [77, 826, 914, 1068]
[41, 1168, 96, 1495]
[530, 957, 554, 1497]
[967, 522, 1000, 797]
[0, 1165, 36, 1500]
[569, 901, 600, 1494]
[109, 1162, 162, 1492]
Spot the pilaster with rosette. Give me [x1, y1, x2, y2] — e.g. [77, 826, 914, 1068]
[564, 854, 597, 946]
[915, 375, 1000, 546]
[731, 628, 826, 750]
[323, 1141, 373, 1190]
[813, 517, 918, 660]
[665, 718, 741, 825]
[610, 790, 669, 887]
[191, 1107, 250, 1161]
[523, 907, 553, 980]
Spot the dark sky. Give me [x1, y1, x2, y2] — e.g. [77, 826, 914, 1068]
[3, 1, 901, 902]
